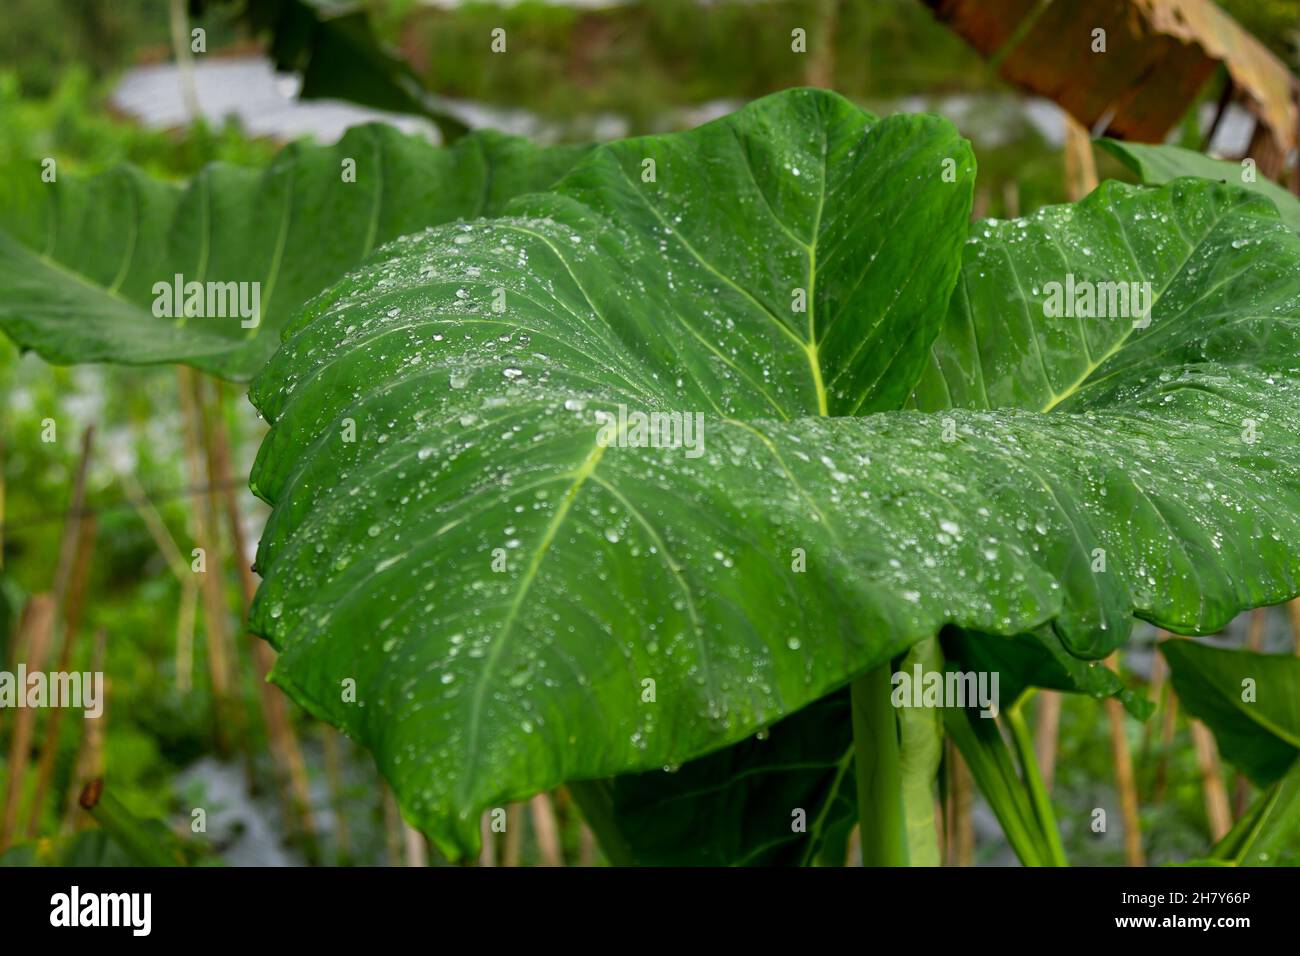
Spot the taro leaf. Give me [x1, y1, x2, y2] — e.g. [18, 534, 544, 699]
[0, 127, 590, 381]
[249, 88, 977, 855]
[592, 692, 854, 866]
[1161, 640, 1300, 786]
[249, 88, 1300, 857]
[1096, 139, 1300, 234]
[605, 165, 1292, 865]
[911, 177, 1300, 655]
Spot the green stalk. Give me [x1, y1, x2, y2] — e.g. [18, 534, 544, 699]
[79, 781, 190, 866]
[943, 706, 1045, 866]
[1005, 698, 1068, 866]
[898, 637, 944, 865]
[1211, 762, 1300, 865]
[851, 663, 909, 866]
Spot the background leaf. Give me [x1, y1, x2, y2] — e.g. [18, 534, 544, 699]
[195, 0, 470, 142]
[1161, 639, 1300, 786]
[943, 626, 1152, 719]
[1096, 138, 1300, 233]
[0, 127, 590, 379]
[1209, 760, 1300, 866]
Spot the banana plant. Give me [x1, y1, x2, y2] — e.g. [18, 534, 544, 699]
[4, 88, 1300, 865]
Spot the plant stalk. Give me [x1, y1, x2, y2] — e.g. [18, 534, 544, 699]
[26, 513, 98, 838]
[1005, 698, 1067, 866]
[943, 704, 1045, 866]
[851, 663, 909, 866]
[0, 595, 57, 850]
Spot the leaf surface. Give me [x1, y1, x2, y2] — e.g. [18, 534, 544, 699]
[1096, 139, 1300, 233]
[912, 178, 1300, 653]
[0, 128, 590, 380]
[250, 89, 977, 854]
[248, 91, 1300, 856]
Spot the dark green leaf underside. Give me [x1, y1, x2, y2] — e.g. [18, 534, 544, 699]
[600, 693, 854, 866]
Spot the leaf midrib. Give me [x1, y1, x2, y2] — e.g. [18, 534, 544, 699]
[458, 438, 608, 802]
[613, 163, 829, 417]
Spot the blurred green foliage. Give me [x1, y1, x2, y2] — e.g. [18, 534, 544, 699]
[0, 68, 277, 178]
[411, 0, 995, 129]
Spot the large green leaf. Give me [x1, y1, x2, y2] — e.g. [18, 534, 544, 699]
[645, 167, 1296, 866]
[1161, 640, 1300, 786]
[912, 177, 1300, 652]
[1096, 139, 1300, 234]
[0, 127, 590, 380]
[247, 89, 1300, 857]
[249, 89, 977, 855]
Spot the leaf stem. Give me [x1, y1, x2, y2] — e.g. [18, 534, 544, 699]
[851, 663, 909, 866]
[1005, 697, 1068, 866]
[943, 705, 1044, 866]
[79, 780, 187, 866]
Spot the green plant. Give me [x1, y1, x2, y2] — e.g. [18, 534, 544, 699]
[0, 781, 213, 866]
[1162, 641, 1300, 865]
[4, 88, 1300, 865]
[0, 126, 589, 378]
